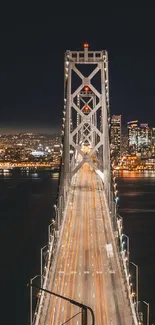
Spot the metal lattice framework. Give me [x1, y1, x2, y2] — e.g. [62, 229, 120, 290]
[62, 44, 111, 200]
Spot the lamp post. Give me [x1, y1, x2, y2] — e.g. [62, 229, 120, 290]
[28, 282, 95, 325]
[30, 275, 42, 325]
[48, 223, 52, 244]
[54, 204, 60, 229]
[143, 300, 149, 325]
[48, 219, 55, 243]
[130, 262, 139, 314]
[122, 234, 130, 259]
[122, 233, 130, 274]
[54, 204, 57, 226]
[41, 245, 49, 287]
[117, 214, 123, 235]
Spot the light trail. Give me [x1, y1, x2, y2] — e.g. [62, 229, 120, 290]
[38, 163, 134, 325]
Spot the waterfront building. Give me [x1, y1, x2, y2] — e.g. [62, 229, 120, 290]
[110, 115, 121, 161]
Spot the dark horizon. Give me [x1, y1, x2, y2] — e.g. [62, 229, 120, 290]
[0, 123, 61, 135]
[1, 11, 155, 133]
[0, 118, 154, 136]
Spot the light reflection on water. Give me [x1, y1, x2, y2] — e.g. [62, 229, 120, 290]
[51, 172, 59, 180]
[118, 170, 155, 178]
[120, 208, 155, 213]
[120, 191, 155, 196]
[0, 169, 60, 180]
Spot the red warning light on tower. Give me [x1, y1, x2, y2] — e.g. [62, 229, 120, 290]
[84, 86, 90, 91]
[84, 105, 89, 112]
[84, 43, 89, 48]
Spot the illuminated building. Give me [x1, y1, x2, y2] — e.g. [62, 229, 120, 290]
[137, 123, 150, 155]
[110, 115, 121, 160]
[31, 151, 45, 157]
[127, 120, 138, 154]
[151, 128, 155, 155]
[53, 144, 61, 153]
[128, 121, 153, 156]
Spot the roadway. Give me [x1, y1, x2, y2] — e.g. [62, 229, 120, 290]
[38, 163, 133, 324]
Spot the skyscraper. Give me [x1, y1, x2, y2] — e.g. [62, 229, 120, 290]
[127, 120, 138, 155]
[110, 115, 121, 160]
[127, 121, 152, 156]
[151, 128, 155, 155]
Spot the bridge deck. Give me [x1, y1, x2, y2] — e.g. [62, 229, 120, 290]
[39, 163, 133, 324]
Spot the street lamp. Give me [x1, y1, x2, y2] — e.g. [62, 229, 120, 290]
[30, 275, 42, 325]
[41, 245, 49, 287]
[28, 282, 95, 325]
[48, 223, 53, 243]
[48, 219, 55, 243]
[54, 204, 60, 229]
[121, 233, 130, 259]
[143, 300, 149, 325]
[54, 204, 58, 224]
[121, 233, 130, 274]
[130, 261, 139, 314]
[117, 214, 123, 233]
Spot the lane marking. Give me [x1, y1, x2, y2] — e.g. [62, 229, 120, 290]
[106, 243, 114, 258]
[71, 271, 77, 274]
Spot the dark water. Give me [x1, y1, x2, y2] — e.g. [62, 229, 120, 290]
[1, 170, 155, 324]
[0, 169, 58, 325]
[117, 171, 155, 324]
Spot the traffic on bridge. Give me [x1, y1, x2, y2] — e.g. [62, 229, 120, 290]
[38, 163, 133, 324]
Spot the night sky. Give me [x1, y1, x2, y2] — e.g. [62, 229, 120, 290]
[1, 10, 155, 134]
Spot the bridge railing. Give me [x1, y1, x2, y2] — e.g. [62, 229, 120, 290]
[103, 184, 139, 325]
[32, 235, 56, 325]
[109, 168, 141, 324]
[110, 207, 139, 323]
[32, 173, 72, 325]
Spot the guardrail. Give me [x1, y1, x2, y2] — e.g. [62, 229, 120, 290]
[103, 190, 139, 325]
[32, 235, 55, 325]
[116, 216, 139, 325]
[31, 173, 74, 325]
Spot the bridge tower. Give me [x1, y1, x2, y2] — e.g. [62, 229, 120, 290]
[60, 44, 111, 215]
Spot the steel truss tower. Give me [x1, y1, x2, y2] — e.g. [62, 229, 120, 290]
[62, 44, 111, 202]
